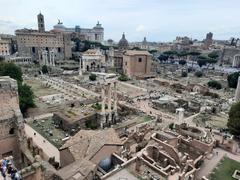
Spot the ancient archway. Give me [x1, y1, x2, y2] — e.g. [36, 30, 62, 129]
[232, 54, 240, 67]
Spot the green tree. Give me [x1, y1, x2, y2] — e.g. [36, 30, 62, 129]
[208, 52, 219, 59]
[205, 58, 217, 75]
[227, 72, 240, 88]
[0, 63, 23, 82]
[149, 50, 157, 54]
[0, 56, 4, 62]
[0, 62, 35, 115]
[195, 71, 203, 77]
[118, 74, 129, 81]
[227, 102, 240, 136]
[189, 51, 201, 69]
[89, 74, 97, 81]
[42, 65, 48, 74]
[207, 80, 222, 90]
[158, 54, 168, 63]
[197, 56, 207, 68]
[181, 71, 188, 77]
[18, 83, 35, 114]
[179, 60, 187, 66]
[163, 50, 177, 57]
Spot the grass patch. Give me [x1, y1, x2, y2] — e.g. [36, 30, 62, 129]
[143, 115, 152, 122]
[210, 157, 240, 180]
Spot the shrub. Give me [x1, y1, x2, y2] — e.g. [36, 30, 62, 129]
[42, 65, 48, 74]
[228, 102, 240, 136]
[89, 74, 97, 81]
[169, 123, 174, 130]
[195, 71, 203, 77]
[207, 80, 222, 90]
[118, 74, 128, 81]
[181, 71, 188, 77]
[195, 159, 204, 169]
[227, 72, 240, 88]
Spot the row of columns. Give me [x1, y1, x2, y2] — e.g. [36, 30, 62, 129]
[101, 81, 118, 128]
[41, 50, 56, 67]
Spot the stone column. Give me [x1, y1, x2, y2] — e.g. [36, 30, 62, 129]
[101, 86, 106, 128]
[42, 50, 48, 66]
[108, 83, 112, 124]
[176, 108, 184, 122]
[49, 51, 52, 66]
[46, 51, 49, 66]
[235, 76, 240, 102]
[82, 59, 86, 72]
[79, 58, 82, 76]
[113, 81, 118, 122]
[52, 51, 55, 66]
[38, 50, 42, 65]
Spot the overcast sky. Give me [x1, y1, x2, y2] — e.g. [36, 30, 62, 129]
[0, 0, 240, 42]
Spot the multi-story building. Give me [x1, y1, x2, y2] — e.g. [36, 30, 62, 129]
[0, 37, 12, 56]
[123, 50, 153, 78]
[203, 32, 213, 50]
[52, 20, 104, 42]
[15, 13, 72, 64]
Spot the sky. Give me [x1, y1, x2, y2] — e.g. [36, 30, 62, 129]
[0, 0, 240, 42]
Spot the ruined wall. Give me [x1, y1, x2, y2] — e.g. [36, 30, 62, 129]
[90, 145, 121, 164]
[0, 76, 22, 163]
[151, 134, 180, 164]
[188, 139, 214, 154]
[59, 148, 75, 167]
[221, 47, 240, 65]
[24, 123, 60, 163]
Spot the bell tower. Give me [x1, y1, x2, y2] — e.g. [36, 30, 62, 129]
[37, 12, 45, 32]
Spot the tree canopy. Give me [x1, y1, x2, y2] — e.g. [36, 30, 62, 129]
[18, 83, 35, 114]
[207, 80, 222, 90]
[42, 65, 48, 74]
[228, 102, 240, 136]
[0, 62, 35, 115]
[195, 71, 203, 77]
[227, 72, 240, 88]
[179, 60, 187, 66]
[0, 62, 23, 82]
[163, 50, 177, 56]
[71, 39, 110, 52]
[89, 74, 97, 81]
[208, 52, 219, 59]
[188, 51, 201, 56]
[158, 54, 169, 62]
[197, 56, 208, 67]
[118, 74, 129, 81]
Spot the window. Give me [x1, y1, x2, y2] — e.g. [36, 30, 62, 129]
[125, 62, 127, 66]
[138, 58, 142, 62]
[58, 47, 61, 53]
[32, 47, 35, 53]
[9, 128, 15, 134]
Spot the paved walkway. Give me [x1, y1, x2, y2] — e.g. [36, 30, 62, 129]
[196, 148, 240, 179]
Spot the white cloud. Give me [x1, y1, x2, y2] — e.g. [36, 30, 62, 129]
[136, 25, 146, 33]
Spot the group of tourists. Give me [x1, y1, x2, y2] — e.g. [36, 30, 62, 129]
[0, 159, 21, 180]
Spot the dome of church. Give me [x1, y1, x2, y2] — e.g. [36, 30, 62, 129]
[118, 33, 129, 50]
[53, 20, 66, 31]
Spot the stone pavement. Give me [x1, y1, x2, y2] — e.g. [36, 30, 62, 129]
[196, 147, 240, 179]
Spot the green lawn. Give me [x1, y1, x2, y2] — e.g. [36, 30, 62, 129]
[210, 157, 240, 180]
